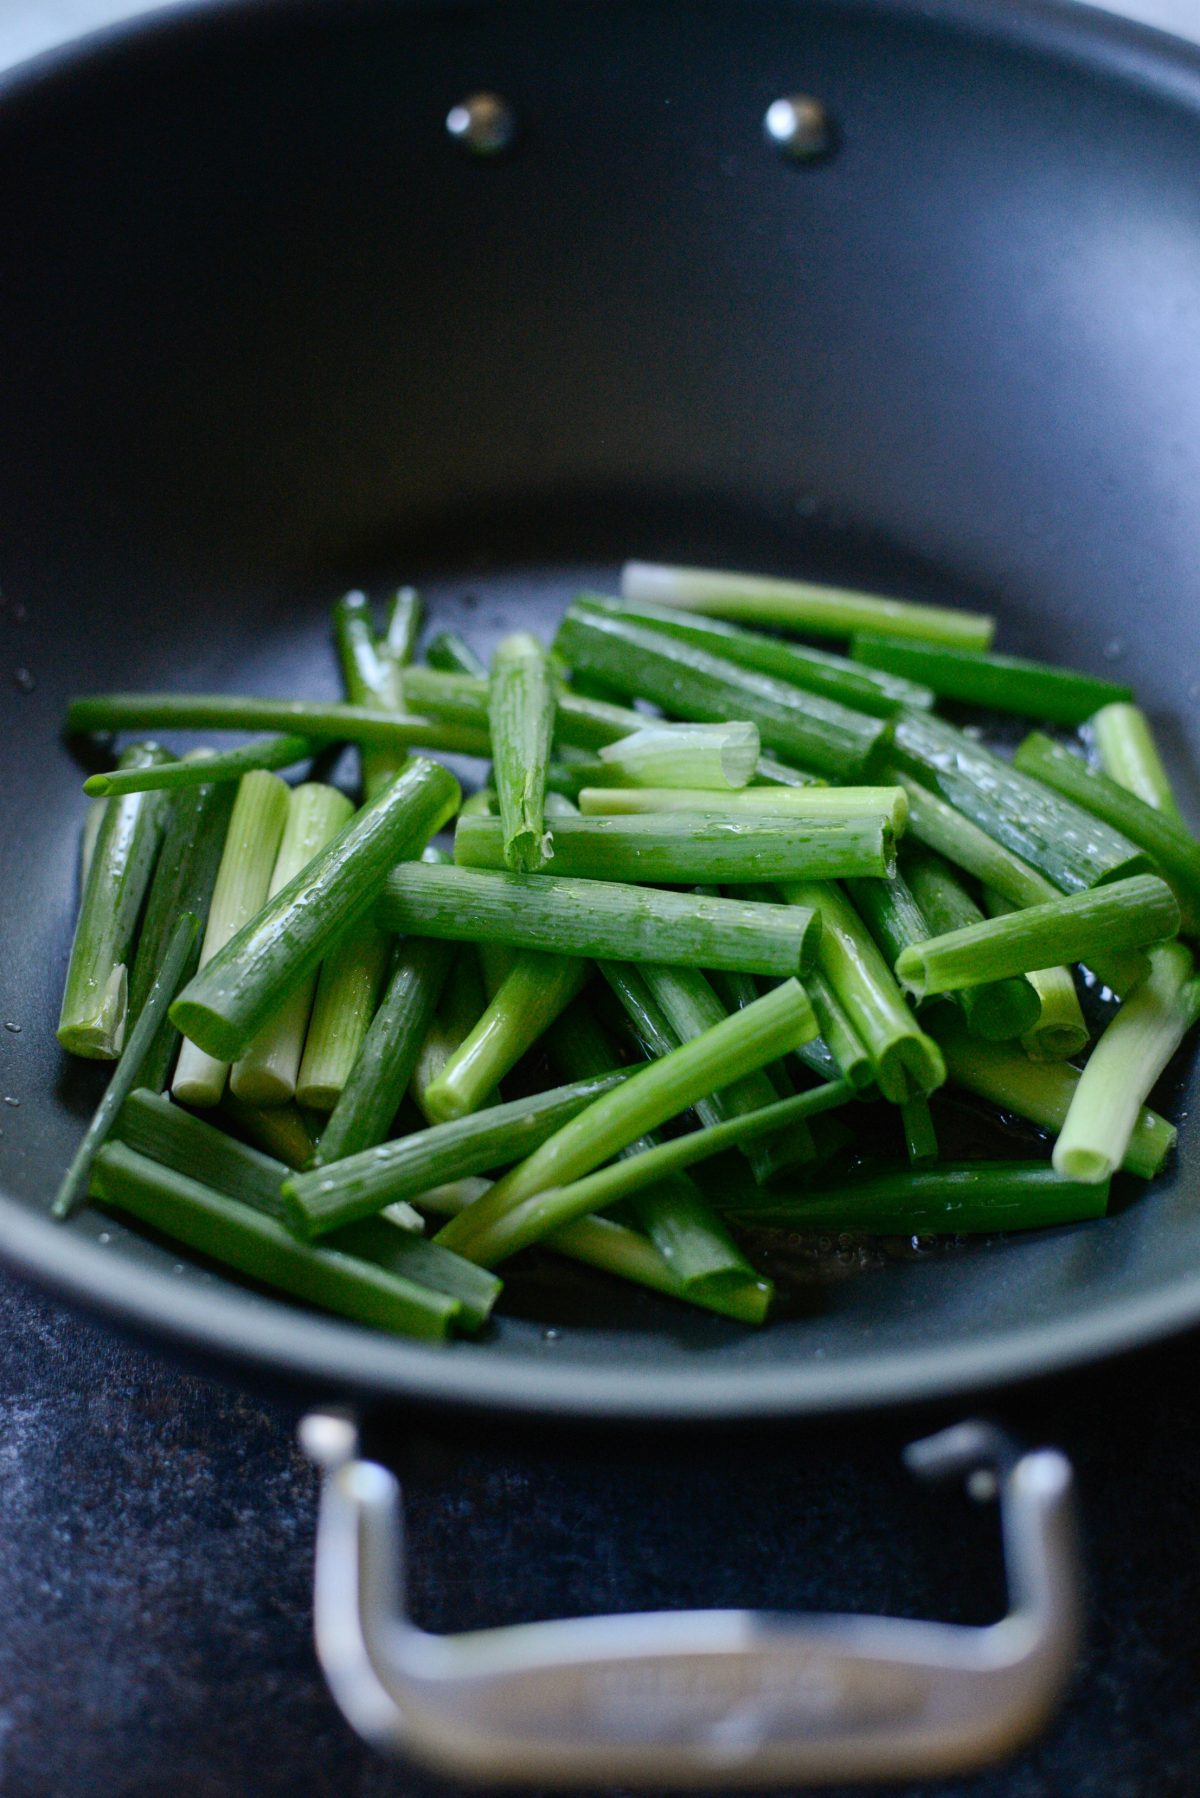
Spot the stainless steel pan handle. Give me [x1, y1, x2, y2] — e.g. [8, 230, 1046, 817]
[300, 1414, 1080, 1787]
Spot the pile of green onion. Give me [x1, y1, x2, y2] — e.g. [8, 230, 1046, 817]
[53, 563, 1200, 1339]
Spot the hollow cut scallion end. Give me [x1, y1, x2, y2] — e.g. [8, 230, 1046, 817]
[596, 721, 761, 790]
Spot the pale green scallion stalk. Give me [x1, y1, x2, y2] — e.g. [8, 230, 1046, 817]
[595, 722, 761, 790]
[58, 743, 173, 1060]
[488, 631, 557, 872]
[1054, 943, 1200, 1183]
[296, 927, 392, 1111]
[172, 771, 290, 1107]
[422, 952, 589, 1122]
[230, 783, 355, 1106]
[79, 796, 107, 888]
[410, 948, 490, 1124]
[1091, 702, 1183, 822]
[981, 887, 1089, 1061]
[577, 784, 909, 832]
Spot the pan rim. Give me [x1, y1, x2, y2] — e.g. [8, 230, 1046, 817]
[4, 0, 1200, 1419]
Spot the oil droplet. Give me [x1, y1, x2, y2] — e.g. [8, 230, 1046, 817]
[542, 1327, 561, 1343]
[3, 1022, 19, 1033]
[97, 1231, 111, 1245]
[13, 668, 35, 693]
[172, 1263, 185, 1275]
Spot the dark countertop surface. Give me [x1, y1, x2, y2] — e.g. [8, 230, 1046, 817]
[2, 1259, 1200, 1798]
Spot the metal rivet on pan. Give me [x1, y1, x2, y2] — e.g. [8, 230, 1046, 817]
[446, 92, 517, 157]
[763, 94, 833, 161]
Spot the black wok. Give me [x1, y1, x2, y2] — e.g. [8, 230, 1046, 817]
[0, 0, 1198, 1780]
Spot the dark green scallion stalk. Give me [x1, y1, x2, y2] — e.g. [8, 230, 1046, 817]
[778, 882, 944, 1103]
[1014, 731, 1200, 935]
[888, 709, 1149, 894]
[172, 760, 461, 1063]
[903, 849, 1041, 1042]
[424, 630, 487, 676]
[230, 783, 356, 1106]
[929, 1012, 1176, 1178]
[418, 1179, 773, 1325]
[455, 808, 896, 884]
[619, 562, 996, 649]
[435, 980, 819, 1265]
[851, 632, 1131, 724]
[282, 1073, 626, 1237]
[52, 915, 199, 1219]
[422, 952, 588, 1123]
[639, 962, 816, 1182]
[489, 631, 557, 872]
[1091, 702, 1183, 821]
[595, 720, 762, 789]
[576, 784, 909, 834]
[59, 742, 174, 1059]
[895, 874, 1179, 1001]
[112, 1088, 499, 1328]
[377, 861, 820, 977]
[66, 692, 491, 758]
[889, 770, 1149, 997]
[711, 965, 843, 1085]
[311, 938, 455, 1164]
[738, 883, 869, 1087]
[126, 770, 238, 1094]
[1054, 943, 1200, 1184]
[721, 1161, 1107, 1234]
[83, 735, 314, 797]
[899, 1095, 939, 1167]
[89, 1141, 466, 1339]
[171, 770, 291, 1108]
[980, 888, 1089, 1061]
[401, 664, 644, 751]
[410, 948, 490, 1124]
[553, 604, 889, 780]
[218, 1094, 317, 1169]
[597, 961, 677, 1061]
[579, 592, 934, 715]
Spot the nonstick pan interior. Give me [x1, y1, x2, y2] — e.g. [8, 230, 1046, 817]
[2, 0, 1200, 1420]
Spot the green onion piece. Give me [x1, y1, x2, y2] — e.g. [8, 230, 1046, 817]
[90, 1141, 464, 1339]
[752, 755, 826, 789]
[1054, 943, 1200, 1183]
[577, 784, 909, 833]
[333, 590, 409, 800]
[851, 633, 1131, 724]
[79, 795, 107, 890]
[801, 965, 875, 1089]
[172, 759, 460, 1063]
[981, 888, 1089, 1061]
[83, 735, 314, 797]
[112, 1088, 498, 1327]
[489, 631, 557, 872]
[619, 562, 996, 649]
[710, 966, 839, 1080]
[779, 882, 944, 1103]
[639, 962, 815, 1183]
[1014, 731, 1200, 935]
[890, 769, 1150, 997]
[229, 784, 355, 1106]
[595, 722, 761, 789]
[419, 1180, 773, 1325]
[171, 771, 291, 1107]
[581, 593, 933, 715]
[422, 952, 588, 1123]
[904, 849, 1041, 1042]
[455, 809, 896, 884]
[896, 874, 1179, 1001]
[900, 1095, 939, 1166]
[929, 1012, 1176, 1178]
[59, 743, 174, 1060]
[410, 948, 489, 1124]
[475, 938, 518, 1000]
[723, 1161, 1107, 1233]
[295, 925, 392, 1111]
[889, 709, 1149, 894]
[52, 915, 199, 1219]
[553, 604, 889, 781]
[218, 1094, 317, 1169]
[67, 691, 490, 758]
[382, 586, 422, 669]
[1091, 702, 1183, 822]
[378, 861, 820, 977]
[282, 1073, 626, 1237]
[402, 664, 644, 751]
[425, 630, 487, 676]
[312, 938, 455, 1162]
[435, 979, 819, 1265]
[126, 774, 237, 1093]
